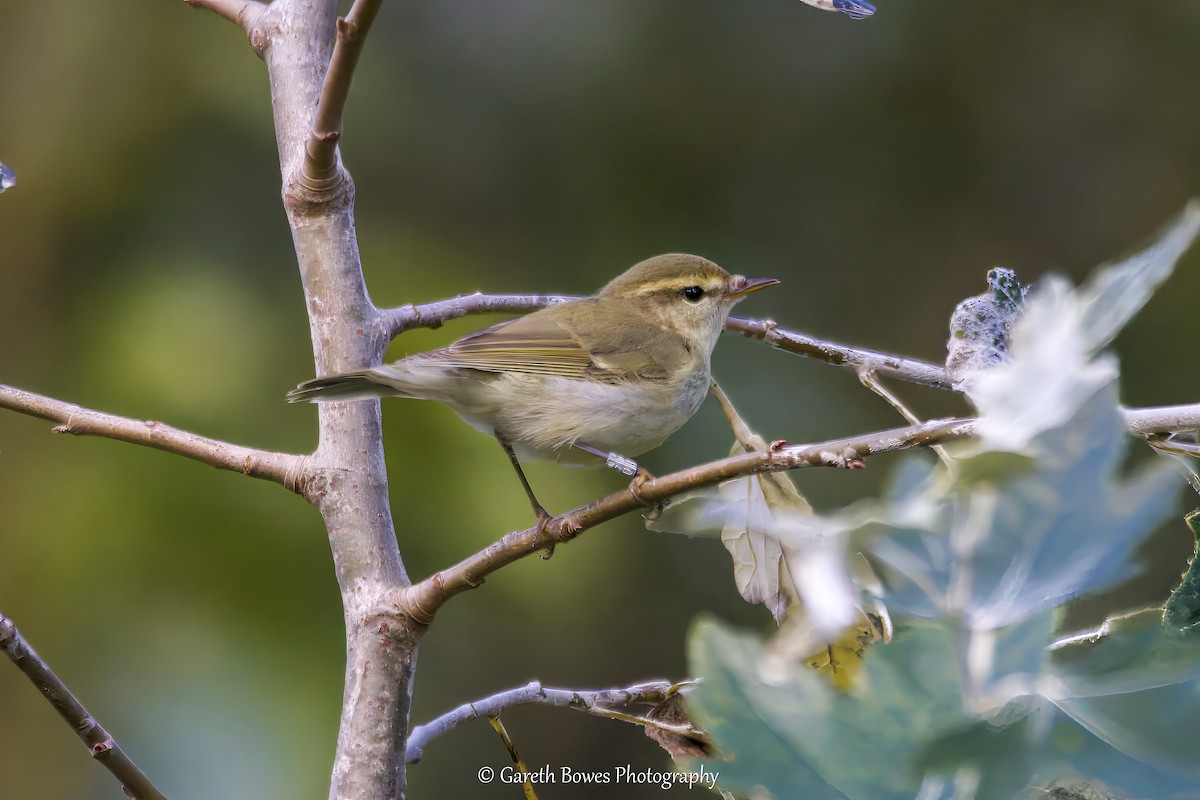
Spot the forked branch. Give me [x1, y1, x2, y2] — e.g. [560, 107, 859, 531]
[0, 612, 168, 800]
[183, 0, 266, 36]
[406, 679, 693, 763]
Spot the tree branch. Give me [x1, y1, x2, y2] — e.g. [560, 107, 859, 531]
[383, 293, 576, 337]
[0, 384, 306, 491]
[0, 612, 168, 800]
[396, 399, 1200, 624]
[1123, 403, 1200, 436]
[406, 679, 689, 763]
[381, 292, 952, 389]
[396, 417, 976, 623]
[725, 316, 953, 389]
[303, 0, 384, 187]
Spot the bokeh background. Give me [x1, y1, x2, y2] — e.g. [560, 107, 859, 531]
[2, 1, 1200, 798]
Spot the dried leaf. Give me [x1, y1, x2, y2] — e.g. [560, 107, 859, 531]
[642, 692, 714, 759]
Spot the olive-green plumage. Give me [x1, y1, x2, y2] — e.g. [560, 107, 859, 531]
[288, 253, 778, 518]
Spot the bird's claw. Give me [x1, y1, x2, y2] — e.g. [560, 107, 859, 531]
[628, 467, 656, 506]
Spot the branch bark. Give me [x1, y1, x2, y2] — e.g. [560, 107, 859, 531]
[0, 612, 168, 800]
[405, 680, 689, 764]
[0, 384, 306, 490]
[1123, 403, 1200, 436]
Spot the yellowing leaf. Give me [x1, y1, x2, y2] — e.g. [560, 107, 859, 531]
[804, 608, 891, 692]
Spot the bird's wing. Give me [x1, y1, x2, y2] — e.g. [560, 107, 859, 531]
[431, 303, 684, 382]
[436, 308, 597, 379]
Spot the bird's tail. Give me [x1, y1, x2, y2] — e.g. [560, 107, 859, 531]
[286, 370, 412, 403]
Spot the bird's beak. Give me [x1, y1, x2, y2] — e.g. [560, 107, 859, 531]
[730, 276, 781, 299]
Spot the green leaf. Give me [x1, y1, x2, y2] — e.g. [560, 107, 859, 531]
[1163, 510, 1200, 631]
[689, 618, 972, 800]
[687, 618, 844, 800]
[1048, 609, 1200, 784]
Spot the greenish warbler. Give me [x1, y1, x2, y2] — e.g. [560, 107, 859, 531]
[288, 253, 778, 520]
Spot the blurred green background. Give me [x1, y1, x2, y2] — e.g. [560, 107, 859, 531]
[2, 1, 1199, 798]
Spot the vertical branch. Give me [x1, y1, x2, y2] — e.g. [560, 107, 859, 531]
[257, 2, 416, 799]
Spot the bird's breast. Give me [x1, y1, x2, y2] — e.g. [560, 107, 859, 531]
[487, 366, 710, 462]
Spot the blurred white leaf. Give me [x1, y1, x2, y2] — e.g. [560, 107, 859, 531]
[968, 276, 1119, 453]
[0, 162, 15, 192]
[875, 386, 1180, 635]
[1077, 201, 1200, 352]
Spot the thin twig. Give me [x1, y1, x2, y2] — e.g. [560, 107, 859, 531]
[406, 680, 688, 763]
[182, 0, 266, 33]
[708, 380, 759, 451]
[858, 368, 954, 469]
[303, 0, 384, 187]
[396, 417, 977, 623]
[384, 293, 576, 337]
[1146, 434, 1200, 458]
[725, 316, 953, 389]
[0, 384, 307, 492]
[0, 613, 169, 800]
[487, 717, 539, 800]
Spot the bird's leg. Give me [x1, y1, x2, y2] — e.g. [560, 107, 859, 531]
[571, 442, 655, 505]
[571, 441, 639, 477]
[497, 437, 552, 529]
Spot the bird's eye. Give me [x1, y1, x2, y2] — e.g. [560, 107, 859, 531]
[682, 286, 705, 303]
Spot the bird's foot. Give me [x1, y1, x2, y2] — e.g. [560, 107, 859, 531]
[533, 507, 557, 559]
[628, 467, 656, 506]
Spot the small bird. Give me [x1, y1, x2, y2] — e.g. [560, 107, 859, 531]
[288, 254, 778, 523]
